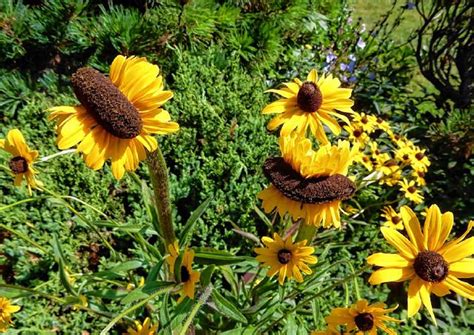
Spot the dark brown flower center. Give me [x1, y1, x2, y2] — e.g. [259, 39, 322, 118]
[414, 251, 448, 282]
[376, 117, 383, 124]
[402, 154, 409, 161]
[392, 216, 401, 224]
[361, 116, 369, 124]
[71, 67, 142, 139]
[407, 186, 417, 193]
[417, 171, 425, 178]
[384, 159, 397, 167]
[9, 156, 28, 174]
[180, 265, 190, 282]
[277, 249, 292, 264]
[353, 129, 362, 138]
[263, 157, 356, 204]
[355, 312, 374, 331]
[415, 152, 425, 160]
[297, 82, 323, 113]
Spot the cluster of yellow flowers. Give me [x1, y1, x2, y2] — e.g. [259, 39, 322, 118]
[349, 111, 430, 204]
[254, 69, 473, 333]
[0, 297, 20, 332]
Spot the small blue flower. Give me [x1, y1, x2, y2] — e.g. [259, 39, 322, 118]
[407, 1, 415, 10]
[357, 38, 366, 49]
[340, 63, 348, 71]
[348, 60, 356, 73]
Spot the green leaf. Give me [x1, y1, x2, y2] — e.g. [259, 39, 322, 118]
[121, 289, 149, 305]
[194, 248, 254, 265]
[51, 233, 76, 295]
[179, 196, 213, 248]
[200, 265, 215, 287]
[211, 290, 247, 323]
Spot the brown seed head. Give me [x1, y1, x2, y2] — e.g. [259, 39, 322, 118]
[71, 67, 142, 139]
[180, 265, 191, 282]
[355, 312, 374, 331]
[263, 157, 356, 204]
[297, 82, 323, 113]
[277, 249, 292, 264]
[9, 156, 28, 174]
[414, 251, 448, 282]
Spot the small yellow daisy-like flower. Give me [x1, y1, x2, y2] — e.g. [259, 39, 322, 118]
[381, 169, 402, 188]
[352, 112, 377, 133]
[411, 169, 426, 186]
[399, 178, 424, 204]
[378, 159, 399, 177]
[263, 69, 354, 144]
[343, 123, 369, 147]
[325, 299, 400, 335]
[166, 242, 200, 300]
[124, 317, 158, 335]
[0, 129, 42, 195]
[381, 206, 404, 230]
[374, 117, 391, 133]
[254, 233, 317, 285]
[368, 205, 474, 324]
[395, 146, 413, 166]
[49, 55, 179, 180]
[410, 147, 430, 172]
[0, 297, 20, 332]
[353, 150, 374, 172]
[311, 329, 349, 335]
[259, 135, 357, 228]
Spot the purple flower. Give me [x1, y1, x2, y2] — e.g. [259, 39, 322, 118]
[326, 52, 337, 63]
[349, 54, 356, 61]
[340, 63, 348, 71]
[407, 1, 415, 10]
[349, 75, 357, 83]
[348, 60, 356, 73]
[357, 38, 366, 49]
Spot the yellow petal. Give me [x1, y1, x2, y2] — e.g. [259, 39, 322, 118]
[449, 258, 474, 278]
[440, 237, 474, 263]
[307, 69, 318, 83]
[444, 275, 474, 300]
[367, 253, 411, 267]
[368, 267, 414, 285]
[423, 204, 442, 251]
[419, 282, 436, 324]
[380, 227, 418, 259]
[407, 277, 423, 317]
[400, 206, 424, 252]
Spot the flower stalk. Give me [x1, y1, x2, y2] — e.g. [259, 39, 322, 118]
[147, 143, 175, 246]
[295, 221, 316, 243]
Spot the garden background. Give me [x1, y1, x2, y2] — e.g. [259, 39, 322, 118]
[0, 0, 472, 334]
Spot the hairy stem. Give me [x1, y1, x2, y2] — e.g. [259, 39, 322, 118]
[147, 144, 175, 246]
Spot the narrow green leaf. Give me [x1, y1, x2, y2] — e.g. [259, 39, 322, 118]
[121, 289, 149, 305]
[180, 197, 213, 248]
[200, 265, 215, 287]
[194, 248, 253, 265]
[51, 234, 76, 295]
[211, 290, 247, 323]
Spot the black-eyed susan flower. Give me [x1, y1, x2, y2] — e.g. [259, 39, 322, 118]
[410, 147, 430, 172]
[49, 55, 179, 180]
[352, 112, 377, 133]
[412, 169, 426, 186]
[0, 297, 20, 332]
[344, 123, 369, 147]
[381, 206, 404, 230]
[254, 233, 317, 285]
[399, 178, 424, 204]
[368, 204, 474, 324]
[374, 117, 391, 133]
[354, 150, 374, 172]
[124, 317, 158, 335]
[0, 129, 42, 194]
[263, 69, 354, 144]
[325, 299, 399, 335]
[259, 135, 357, 228]
[166, 241, 200, 300]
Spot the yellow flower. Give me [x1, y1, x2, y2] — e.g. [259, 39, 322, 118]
[374, 117, 391, 133]
[381, 206, 404, 230]
[166, 242, 200, 300]
[395, 146, 413, 166]
[49, 55, 179, 180]
[259, 135, 357, 228]
[412, 169, 426, 186]
[399, 178, 424, 204]
[254, 233, 317, 285]
[311, 329, 349, 335]
[353, 150, 374, 171]
[0, 129, 42, 194]
[0, 297, 20, 332]
[381, 169, 402, 187]
[368, 205, 474, 324]
[410, 147, 430, 172]
[124, 317, 158, 335]
[344, 123, 369, 147]
[263, 69, 354, 144]
[352, 112, 377, 133]
[325, 299, 399, 335]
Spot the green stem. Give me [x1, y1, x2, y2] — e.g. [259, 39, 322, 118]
[295, 221, 317, 243]
[0, 223, 48, 254]
[179, 285, 213, 335]
[147, 144, 175, 246]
